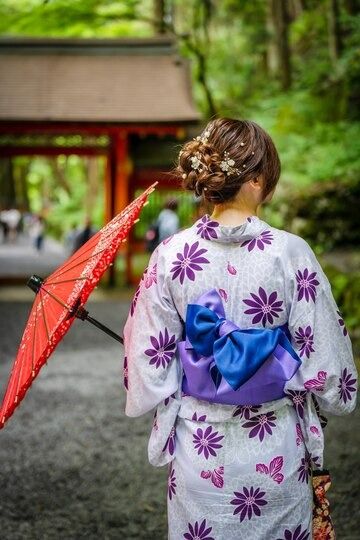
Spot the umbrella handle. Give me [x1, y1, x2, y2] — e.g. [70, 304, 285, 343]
[76, 307, 124, 344]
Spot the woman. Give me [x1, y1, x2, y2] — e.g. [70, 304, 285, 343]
[123, 118, 357, 539]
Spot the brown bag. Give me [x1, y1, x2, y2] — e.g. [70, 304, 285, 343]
[312, 468, 336, 539]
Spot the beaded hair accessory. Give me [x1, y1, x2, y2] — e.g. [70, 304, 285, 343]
[180, 127, 246, 180]
[219, 151, 240, 176]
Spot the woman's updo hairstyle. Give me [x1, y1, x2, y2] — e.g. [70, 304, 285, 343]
[176, 117, 281, 203]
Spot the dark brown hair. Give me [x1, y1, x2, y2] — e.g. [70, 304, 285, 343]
[176, 117, 281, 203]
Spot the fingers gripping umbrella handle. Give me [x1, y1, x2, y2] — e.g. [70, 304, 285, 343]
[76, 307, 124, 344]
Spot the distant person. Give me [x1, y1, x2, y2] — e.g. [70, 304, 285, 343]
[64, 224, 78, 256]
[4, 208, 21, 242]
[31, 215, 45, 252]
[157, 198, 180, 243]
[145, 199, 180, 253]
[0, 209, 9, 242]
[72, 218, 96, 253]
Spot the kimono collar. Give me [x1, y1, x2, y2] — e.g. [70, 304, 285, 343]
[193, 213, 271, 244]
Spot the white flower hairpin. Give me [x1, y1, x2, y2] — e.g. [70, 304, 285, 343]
[190, 152, 208, 173]
[194, 128, 211, 144]
[220, 151, 240, 176]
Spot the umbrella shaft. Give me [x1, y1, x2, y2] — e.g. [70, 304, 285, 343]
[83, 314, 124, 344]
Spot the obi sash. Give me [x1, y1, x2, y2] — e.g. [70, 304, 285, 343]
[177, 288, 301, 406]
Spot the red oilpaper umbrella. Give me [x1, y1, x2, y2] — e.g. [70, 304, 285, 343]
[0, 182, 157, 429]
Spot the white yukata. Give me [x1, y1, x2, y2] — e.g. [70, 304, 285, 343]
[123, 214, 358, 540]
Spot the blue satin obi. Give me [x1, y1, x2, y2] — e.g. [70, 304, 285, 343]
[177, 289, 301, 406]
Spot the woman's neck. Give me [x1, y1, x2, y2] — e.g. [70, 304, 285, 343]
[210, 203, 259, 226]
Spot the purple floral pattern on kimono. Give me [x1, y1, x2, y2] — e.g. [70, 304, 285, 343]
[338, 368, 356, 403]
[130, 283, 141, 317]
[243, 286, 283, 326]
[243, 411, 277, 442]
[231, 487, 268, 522]
[163, 426, 176, 456]
[183, 519, 214, 540]
[295, 268, 320, 302]
[294, 325, 315, 358]
[337, 309, 348, 336]
[192, 412, 207, 422]
[144, 263, 157, 289]
[232, 405, 261, 420]
[297, 452, 320, 483]
[123, 356, 128, 390]
[196, 215, 219, 240]
[144, 328, 176, 369]
[286, 390, 307, 419]
[170, 241, 210, 284]
[193, 425, 224, 459]
[276, 525, 310, 540]
[164, 393, 176, 406]
[168, 463, 177, 500]
[241, 230, 274, 252]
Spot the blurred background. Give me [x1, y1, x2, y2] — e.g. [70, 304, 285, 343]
[0, 1, 359, 539]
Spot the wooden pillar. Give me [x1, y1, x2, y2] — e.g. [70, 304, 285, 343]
[106, 130, 131, 286]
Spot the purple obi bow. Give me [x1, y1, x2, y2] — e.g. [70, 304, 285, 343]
[177, 289, 301, 405]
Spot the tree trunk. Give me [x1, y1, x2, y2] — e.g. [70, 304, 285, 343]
[154, 0, 166, 34]
[269, 0, 292, 90]
[85, 157, 99, 216]
[328, 0, 343, 64]
[0, 158, 16, 208]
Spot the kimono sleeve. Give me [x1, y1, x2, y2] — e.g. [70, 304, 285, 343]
[284, 238, 358, 415]
[123, 245, 183, 417]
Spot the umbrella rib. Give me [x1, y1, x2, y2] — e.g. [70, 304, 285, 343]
[45, 277, 90, 286]
[49, 238, 102, 277]
[31, 301, 39, 377]
[47, 247, 110, 281]
[41, 287, 71, 310]
[39, 289, 50, 342]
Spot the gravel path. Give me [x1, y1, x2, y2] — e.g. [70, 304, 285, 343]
[0, 299, 359, 540]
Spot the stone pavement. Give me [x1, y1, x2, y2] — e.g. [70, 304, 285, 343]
[0, 234, 67, 279]
[0, 297, 359, 539]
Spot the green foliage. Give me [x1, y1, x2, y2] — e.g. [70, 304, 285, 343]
[323, 262, 360, 335]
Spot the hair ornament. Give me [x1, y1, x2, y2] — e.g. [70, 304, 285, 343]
[194, 128, 211, 145]
[240, 142, 245, 146]
[190, 152, 207, 172]
[220, 151, 240, 176]
[182, 173, 187, 179]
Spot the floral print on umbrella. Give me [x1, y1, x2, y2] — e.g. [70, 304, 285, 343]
[230, 486, 268, 522]
[196, 215, 219, 240]
[243, 411, 277, 442]
[295, 268, 320, 303]
[144, 328, 177, 369]
[243, 286, 283, 327]
[294, 325, 315, 358]
[276, 524, 310, 540]
[193, 425, 224, 460]
[241, 230, 274, 252]
[183, 519, 214, 540]
[338, 368, 357, 403]
[170, 241, 210, 284]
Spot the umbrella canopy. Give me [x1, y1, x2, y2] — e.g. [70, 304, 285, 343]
[0, 182, 157, 429]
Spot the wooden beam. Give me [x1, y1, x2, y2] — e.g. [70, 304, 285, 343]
[0, 146, 108, 157]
